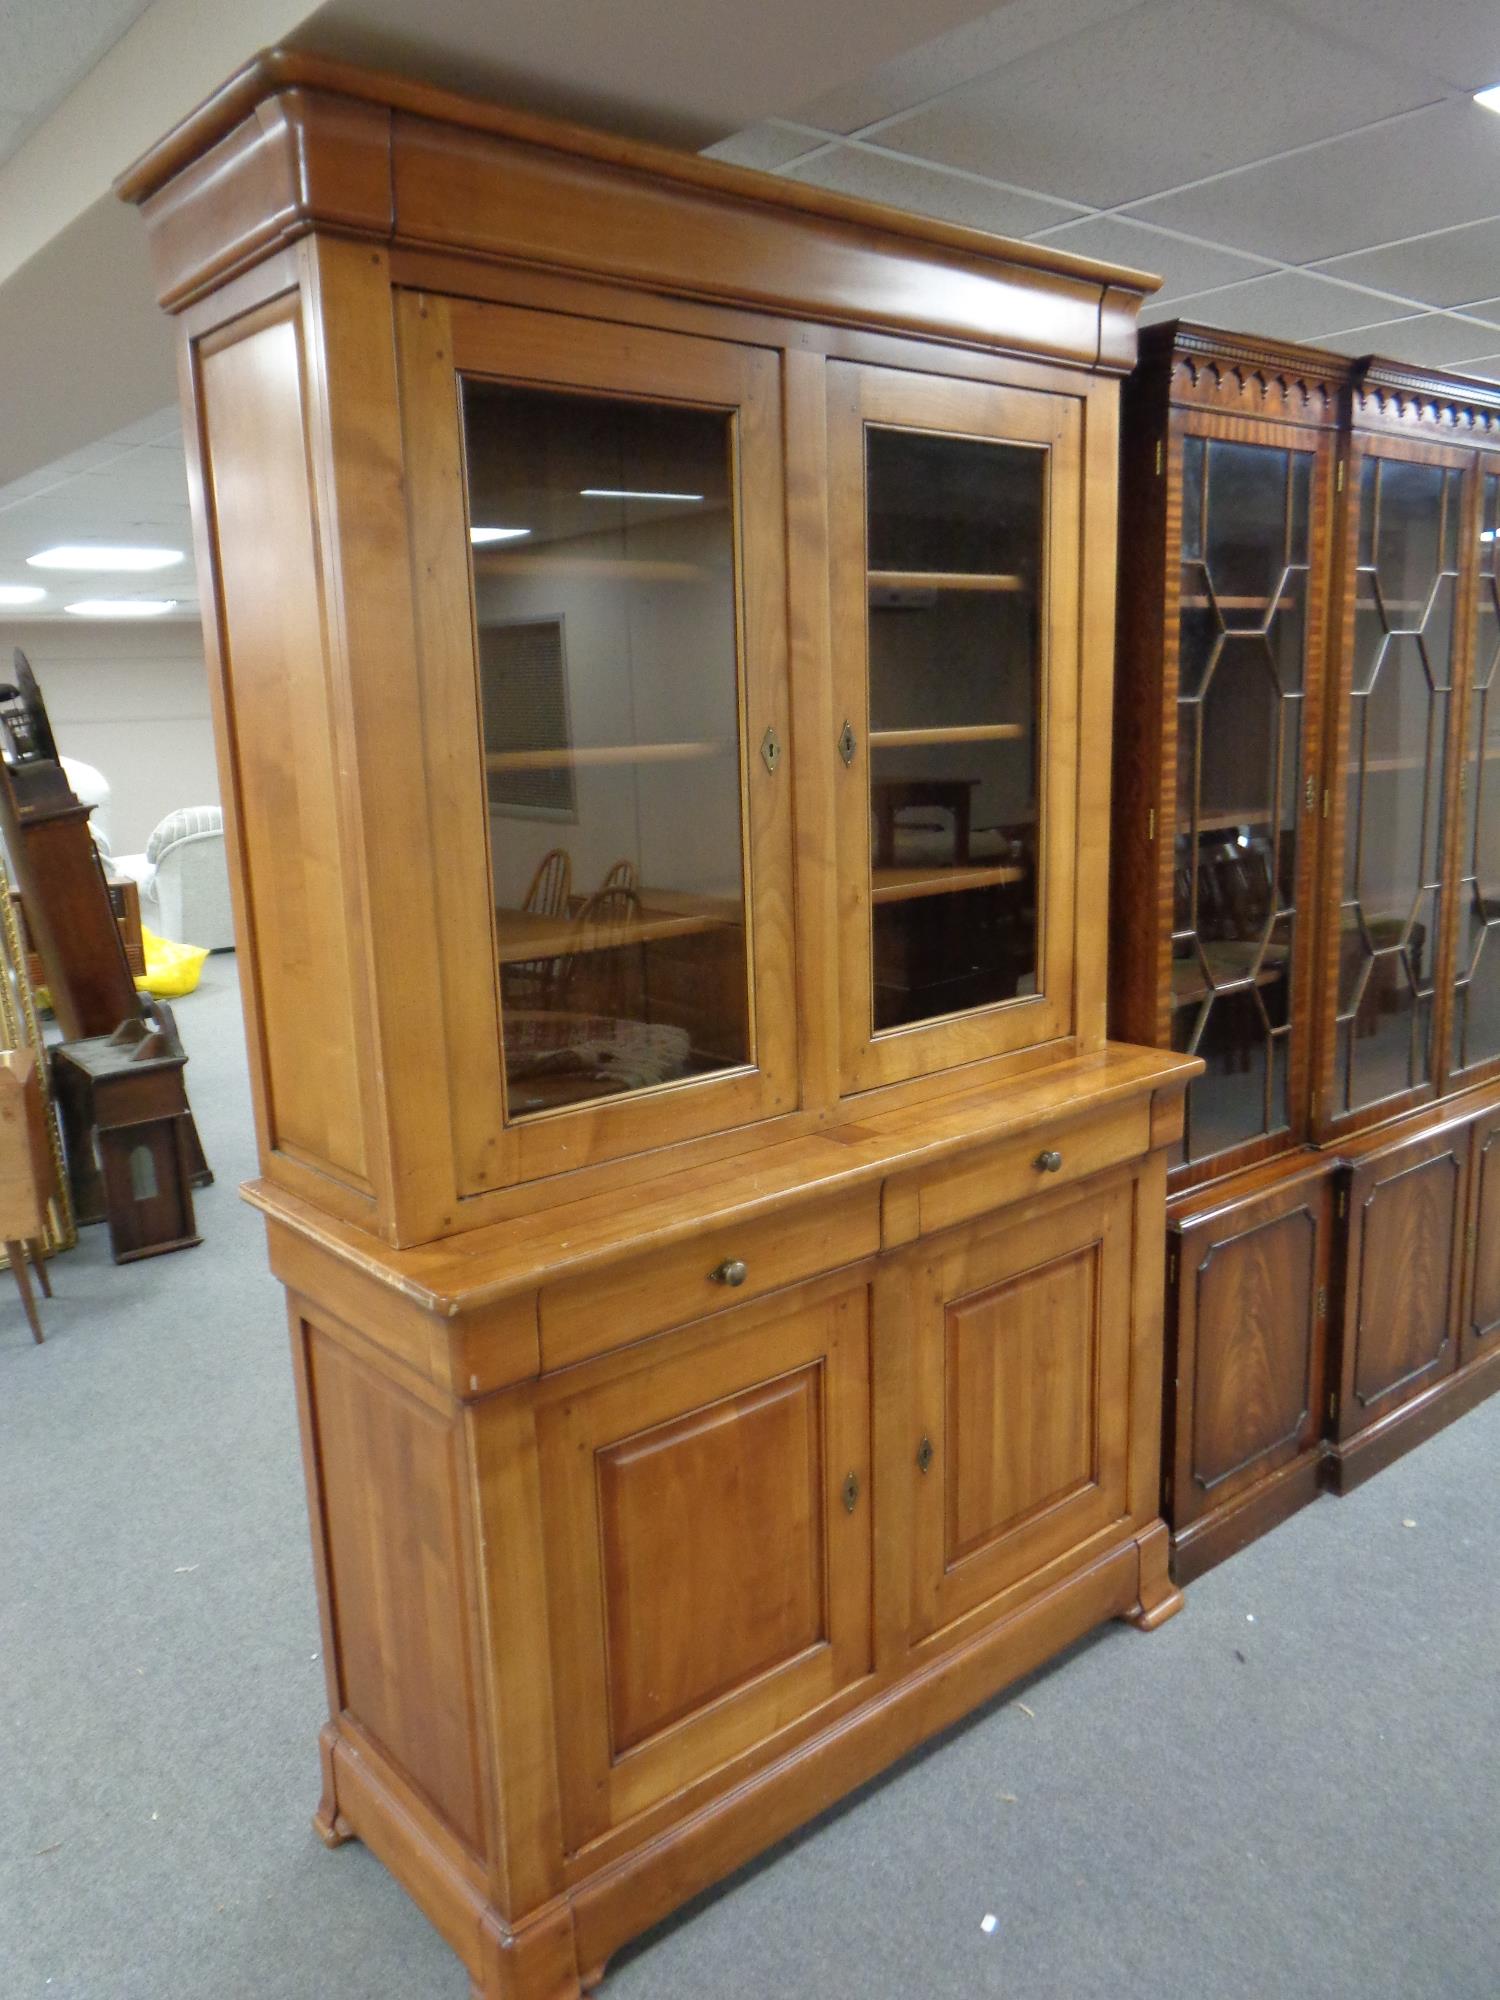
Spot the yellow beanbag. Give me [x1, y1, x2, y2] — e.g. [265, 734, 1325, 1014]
[135, 925, 210, 999]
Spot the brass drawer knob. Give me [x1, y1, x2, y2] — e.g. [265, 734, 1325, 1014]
[1035, 1148, 1063, 1173]
[710, 1257, 748, 1287]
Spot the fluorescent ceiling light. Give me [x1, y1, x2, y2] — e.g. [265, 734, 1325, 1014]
[470, 526, 531, 544]
[64, 598, 178, 618]
[1475, 83, 1500, 112]
[0, 584, 46, 606]
[580, 488, 703, 503]
[29, 543, 183, 572]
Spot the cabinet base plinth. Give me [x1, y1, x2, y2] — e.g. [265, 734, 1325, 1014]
[1327, 1344, 1500, 1494]
[1170, 1446, 1328, 1585]
[314, 1721, 355, 1849]
[1122, 1521, 1183, 1630]
[317, 1526, 1168, 1995]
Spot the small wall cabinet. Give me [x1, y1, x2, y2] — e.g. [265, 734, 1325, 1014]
[1116, 324, 1500, 1575]
[122, 51, 1193, 2000]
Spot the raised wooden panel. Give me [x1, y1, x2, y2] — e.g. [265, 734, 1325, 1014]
[599, 1367, 825, 1753]
[198, 303, 371, 1192]
[1191, 1204, 1317, 1495]
[1345, 1144, 1462, 1420]
[910, 1175, 1134, 1641]
[1464, 1114, 1500, 1366]
[945, 1248, 1096, 1564]
[305, 1319, 484, 1851]
[537, 1281, 871, 1851]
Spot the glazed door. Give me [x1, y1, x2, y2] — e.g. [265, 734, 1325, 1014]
[905, 1175, 1133, 1643]
[1167, 1162, 1333, 1533]
[1449, 457, 1500, 1087]
[398, 295, 797, 1190]
[827, 362, 1082, 1094]
[536, 1278, 872, 1851]
[1166, 417, 1331, 1179]
[1334, 1120, 1466, 1442]
[1319, 438, 1468, 1135]
[1462, 1099, 1500, 1370]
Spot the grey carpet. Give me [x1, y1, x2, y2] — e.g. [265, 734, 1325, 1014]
[2, 953, 1497, 1999]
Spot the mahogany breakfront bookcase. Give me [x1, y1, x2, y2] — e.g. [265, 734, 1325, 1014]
[1114, 323, 1500, 1581]
[120, 53, 1198, 1999]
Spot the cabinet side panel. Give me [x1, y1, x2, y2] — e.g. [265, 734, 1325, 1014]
[198, 309, 370, 1188]
[1468, 1122, 1500, 1359]
[305, 1320, 485, 1853]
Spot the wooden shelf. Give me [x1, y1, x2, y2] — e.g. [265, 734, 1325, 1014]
[1179, 595, 1296, 612]
[869, 724, 1025, 749]
[871, 862, 1025, 904]
[1178, 808, 1276, 837]
[868, 569, 1027, 594]
[486, 740, 726, 773]
[475, 553, 713, 582]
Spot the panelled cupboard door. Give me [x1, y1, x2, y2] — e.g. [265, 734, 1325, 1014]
[1169, 1167, 1332, 1530]
[827, 361, 1082, 1093]
[906, 1176, 1133, 1642]
[397, 293, 798, 1193]
[1462, 1101, 1500, 1369]
[1336, 1123, 1465, 1439]
[535, 1279, 872, 1853]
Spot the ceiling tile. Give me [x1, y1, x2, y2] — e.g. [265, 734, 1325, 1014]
[0, 0, 156, 168]
[701, 122, 824, 171]
[1026, 216, 1275, 300]
[872, 0, 1437, 207]
[1310, 218, 1500, 309]
[781, 145, 1080, 238]
[1275, 0, 1500, 94]
[1138, 269, 1413, 340]
[791, 0, 1150, 135]
[1127, 98, 1500, 264]
[1313, 312, 1500, 367]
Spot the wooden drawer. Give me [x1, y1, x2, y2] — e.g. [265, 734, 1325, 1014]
[909, 1098, 1150, 1238]
[540, 1186, 881, 1369]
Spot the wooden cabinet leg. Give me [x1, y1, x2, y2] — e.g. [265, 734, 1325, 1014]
[312, 1722, 355, 1848]
[1123, 1520, 1183, 1631]
[28, 1240, 52, 1298]
[471, 1903, 582, 2000]
[7, 1241, 43, 1343]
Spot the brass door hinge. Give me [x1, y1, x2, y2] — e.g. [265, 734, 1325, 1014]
[1147, 807, 1156, 842]
[1315, 1284, 1328, 1319]
[1322, 788, 1331, 820]
[1337, 1186, 1348, 1220]
[1337, 460, 1346, 494]
[1155, 438, 1165, 477]
[1305, 772, 1316, 812]
[1328, 1390, 1339, 1422]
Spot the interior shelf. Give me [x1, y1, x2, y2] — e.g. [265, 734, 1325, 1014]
[869, 724, 1025, 748]
[486, 740, 727, 772]
[871, 862, 1025, 904]
[475, 553, 713, 582]
[1178, 808, 1277, 836]
[868, 569, 1027, 593]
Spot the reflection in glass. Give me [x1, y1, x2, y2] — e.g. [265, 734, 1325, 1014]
[1453, 470, 1500, 1073]
[461, 380, 751, 1118]
[1171, 437, 1313, 1164]
[863, 427, 1042, 1032]
[1333, 454, 1460, 1112]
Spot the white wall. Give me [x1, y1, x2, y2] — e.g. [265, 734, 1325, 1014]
[0, 617, 218, 855]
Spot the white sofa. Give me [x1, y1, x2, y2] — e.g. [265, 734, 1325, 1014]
[114, 806, 234, 950]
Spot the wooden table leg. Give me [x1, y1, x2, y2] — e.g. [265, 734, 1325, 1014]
[7, 1240, 43, 1343]
[28, 1240, 52, 1298]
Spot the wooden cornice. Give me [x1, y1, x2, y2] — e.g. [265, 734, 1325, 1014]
[1138, 319, 1351, 428]
[1348, 354, 1500, 441]
[115, 48, 1161, 372]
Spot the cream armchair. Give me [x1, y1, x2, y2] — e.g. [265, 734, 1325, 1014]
[114, 806, 234, 949]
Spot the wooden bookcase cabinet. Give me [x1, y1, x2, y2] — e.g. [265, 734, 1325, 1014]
[121, 53, 1195, 2000]
[1114, 324, 1500, 1578]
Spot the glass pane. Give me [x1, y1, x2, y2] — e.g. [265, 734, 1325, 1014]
[1454, 469, 1500, 1072]
[461, 379, 751, 1118]
[864, 426, 1042, 1033]
[1171, 438, 1313, 1164]
[1337, 453, 1457, 1114]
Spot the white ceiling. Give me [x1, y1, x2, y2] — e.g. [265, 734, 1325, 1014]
[8, 0, 1500, 607]
[708, 0, 1500, 378]
[0, 409, 197, 622]
[0, 0, 157, 169]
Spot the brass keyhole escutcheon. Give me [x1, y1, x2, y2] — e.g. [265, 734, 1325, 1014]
[916, 1437, 934, 1475]
[842, 1471, 860, 1513]
[710, 1257, 748, 1287]
[760, 725, 781, 775]
[1035, 1149, 1063, 1173]
[837, 719, 856, 766]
